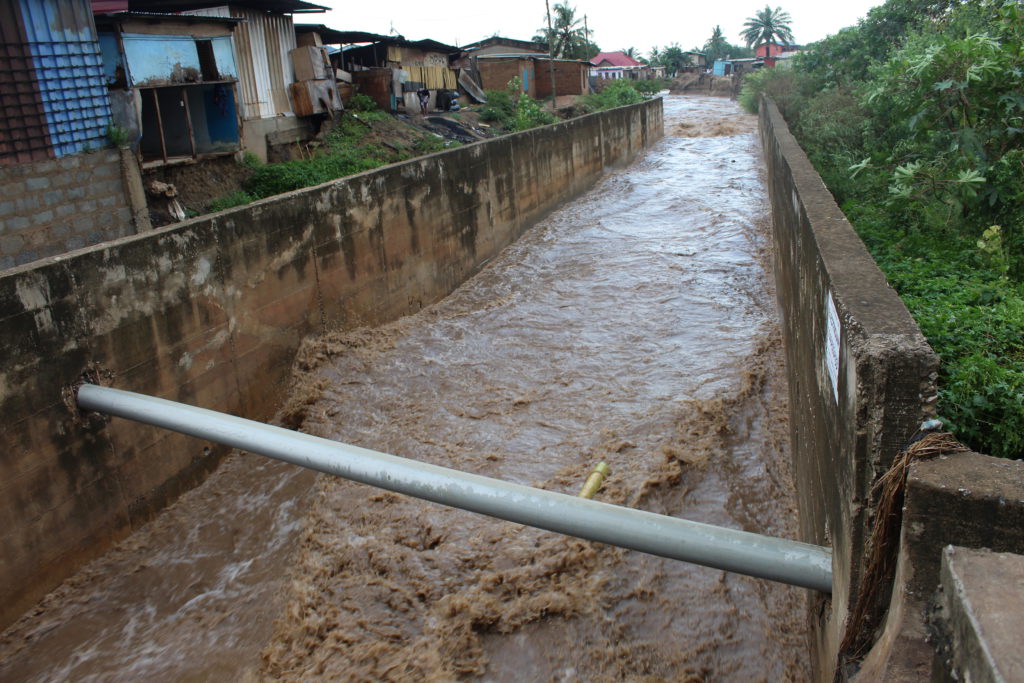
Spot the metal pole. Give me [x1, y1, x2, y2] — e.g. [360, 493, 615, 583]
[77, 384, 832, 593]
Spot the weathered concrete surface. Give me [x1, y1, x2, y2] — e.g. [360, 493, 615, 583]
[933, 546, 1024, 683]
[856, 453, 1024, 680]
[0, 99, 663, 631]
[760, 96, 1024, 681]
[759, 97, 939, 679]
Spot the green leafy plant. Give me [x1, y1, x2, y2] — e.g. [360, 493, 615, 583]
[580, 80, 644, 112]
[480, 89, 516, 127]
[207, 191, 256, 213]
[240, 151, 263, 169]
[480, 77, 555, 132]
[348, 93, 377, 112]
[774, 0, 1024, 459]
[107, 123, 130, 148]
[511, 94, 556, 131]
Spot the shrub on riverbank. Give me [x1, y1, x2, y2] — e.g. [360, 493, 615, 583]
[743, 0, 1024, 459]
[580, 79, 646, 112]
[480, 78, 556, 132]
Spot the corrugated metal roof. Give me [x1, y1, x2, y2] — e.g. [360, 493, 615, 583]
[127, 0, 327, 13]
[294, 24, 390, 45]
[357, 37, 460, 54]
[94, 11, 244, 25]
[460, 36, 547, 52]
[91, 0, 128, 12]
[0, 0, 53, 163]
[16, 0, 112, 158]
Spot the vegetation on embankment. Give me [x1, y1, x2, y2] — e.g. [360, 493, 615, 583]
[479, 78, 663, 133]
[741, 0, 1024, 459]
[210, 80, 664, 213]
[205, 95, 457, 211]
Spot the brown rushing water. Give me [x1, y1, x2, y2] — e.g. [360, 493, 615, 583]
[0, 95, 808, 682]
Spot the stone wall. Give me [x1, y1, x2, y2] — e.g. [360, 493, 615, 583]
[0, 98, 663, 630]
[0, 149, 146, 270]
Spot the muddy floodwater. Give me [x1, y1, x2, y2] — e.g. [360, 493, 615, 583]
[0, 95, 808, 681]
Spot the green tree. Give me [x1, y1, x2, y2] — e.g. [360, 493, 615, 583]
[704, 25, 730, 63]
[660, 43, 690, 75]
[758, 0, 1024, 460]
[535, 3, 595, 60]
[741, 5, 795, 49]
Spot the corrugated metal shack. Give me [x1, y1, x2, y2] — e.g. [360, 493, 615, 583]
[132, 0, 329, 161]
[94, 11, 244, 168]
[293, 25, 391, 107]
[0, 0, 112, 165]
[342, 37, 460, 113]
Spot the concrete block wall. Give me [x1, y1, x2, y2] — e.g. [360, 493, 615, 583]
[0, 98, 663, 631]
[478, 58, 533, 97]
[535, 61, 587, 98]
[932, 547, 1024, 682]
[0, 149, 138, 269]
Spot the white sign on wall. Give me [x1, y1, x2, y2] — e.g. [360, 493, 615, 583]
[825, 290, 841, 404]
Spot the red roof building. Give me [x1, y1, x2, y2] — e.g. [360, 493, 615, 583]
[589, 51, 643, 68]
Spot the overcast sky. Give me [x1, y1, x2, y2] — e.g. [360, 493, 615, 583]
[316, 1, 883, 56]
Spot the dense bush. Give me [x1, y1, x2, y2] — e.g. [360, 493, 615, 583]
[479, 78, 555, 132]
[737, 67, 806, 117]
[479, 88, 516, 125]
[580, 79, 645, 112]
[757, 0, 1024, 459]
[347, 93, 377, 112]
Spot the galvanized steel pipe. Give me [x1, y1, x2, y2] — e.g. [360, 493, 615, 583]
[77, 384, 833, 593]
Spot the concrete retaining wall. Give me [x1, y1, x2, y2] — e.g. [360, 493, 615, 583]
[760, 96, 1024, 681]
[0, 98, 662, 630]
[0, 149, 147, 270]
[759, 97, 939, 677]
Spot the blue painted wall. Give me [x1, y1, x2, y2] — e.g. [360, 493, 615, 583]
[18, 0, 112, 157]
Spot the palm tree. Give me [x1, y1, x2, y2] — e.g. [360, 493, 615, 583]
[704, 25, 730, 64]
[536, 3, 590, 59]
[740, 5, 795, 50]
[660, 43, 689, 76]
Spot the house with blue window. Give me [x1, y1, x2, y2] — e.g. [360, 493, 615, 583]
[94, 11, 244, 168]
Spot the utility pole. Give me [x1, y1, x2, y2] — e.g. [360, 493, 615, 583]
[545, 0, 558, 107]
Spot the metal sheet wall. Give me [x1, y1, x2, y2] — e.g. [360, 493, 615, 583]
[186, 6, 295, 120]
[0, 0, 52, 164]
[16, 0, 111, 157]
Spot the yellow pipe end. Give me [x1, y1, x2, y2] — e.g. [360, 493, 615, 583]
[579, 461, 611, 499]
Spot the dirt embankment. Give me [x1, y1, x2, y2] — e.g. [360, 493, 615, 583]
[144, 109, 495, 228]
[670, 74, 740, 97]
